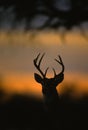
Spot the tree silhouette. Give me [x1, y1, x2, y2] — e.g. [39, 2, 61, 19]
[0, 0, 88, 28]
[0, 0, 88, 39]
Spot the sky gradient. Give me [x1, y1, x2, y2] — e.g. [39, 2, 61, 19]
[0, 30, 88, 99]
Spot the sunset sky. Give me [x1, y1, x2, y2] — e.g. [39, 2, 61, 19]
[0, 29, 88, 99]
[0, 2, 88, 99]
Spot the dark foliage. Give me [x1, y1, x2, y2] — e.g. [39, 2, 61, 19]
[0, 0, 88, 30]
[0, 93, 88, 130]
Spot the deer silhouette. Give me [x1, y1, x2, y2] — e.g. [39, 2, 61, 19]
[33, 53, 64, 112]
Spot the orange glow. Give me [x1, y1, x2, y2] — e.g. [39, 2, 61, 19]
[0, 72, 88, 99]
[2, 73, 42, 98]
[66, 72, 88, 89]
[0, 30, 88, 99]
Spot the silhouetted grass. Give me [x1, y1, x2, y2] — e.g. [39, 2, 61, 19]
[0, 87, 88, 130]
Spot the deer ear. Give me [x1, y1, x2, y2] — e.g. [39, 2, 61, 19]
[34, 73, 43, 83]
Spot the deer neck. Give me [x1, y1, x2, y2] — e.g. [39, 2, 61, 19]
[42, 87, 59, 111]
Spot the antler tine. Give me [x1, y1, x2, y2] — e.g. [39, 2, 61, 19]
[45, 67, 49, 77]
[55, 55, 64, 73]
[38, 53, 45, 67]
[55, 56, 61, 64]
[52, 68, 57, 77]
[58, 55, 64, 73]
[58, 55, 63, 64]
[33, 53, 45, 78]
[33, 53, 40, 64]
[35, 53, 40, 62]
[55, 55, 63, 65]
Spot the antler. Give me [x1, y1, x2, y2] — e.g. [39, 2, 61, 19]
[33, 53, 49, 78]
[53, 55, 64, 77]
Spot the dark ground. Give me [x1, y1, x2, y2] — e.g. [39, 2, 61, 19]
[0, 92, 88, 130]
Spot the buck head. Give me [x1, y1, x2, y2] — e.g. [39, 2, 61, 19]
[33, 53, 64, 91]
